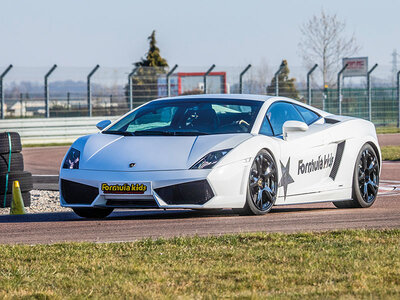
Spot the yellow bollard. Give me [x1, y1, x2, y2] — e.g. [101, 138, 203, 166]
[10, 181, 26, 215]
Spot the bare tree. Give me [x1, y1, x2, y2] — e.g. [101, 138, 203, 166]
[246, 59, 271, 94]
[299, 10, 360, 87]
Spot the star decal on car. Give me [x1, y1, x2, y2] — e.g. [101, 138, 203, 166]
[279, 158, 294, 200]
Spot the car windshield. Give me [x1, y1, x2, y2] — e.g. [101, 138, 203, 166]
[104, 98, 263, 136]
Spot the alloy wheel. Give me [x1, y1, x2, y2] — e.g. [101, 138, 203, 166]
[357, 148, 379, 203]
[248, 152, 277, 211]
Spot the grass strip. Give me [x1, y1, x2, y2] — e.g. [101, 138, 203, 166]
[376, 127, 400, 134]
[23, 143, 72, 148]
[0, 230, 399, 299]
[381, 145, 400, 161]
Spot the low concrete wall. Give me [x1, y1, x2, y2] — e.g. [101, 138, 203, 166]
[0, 116, 117, 144]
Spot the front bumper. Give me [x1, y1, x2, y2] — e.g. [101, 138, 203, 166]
[59, 160, 250, 209]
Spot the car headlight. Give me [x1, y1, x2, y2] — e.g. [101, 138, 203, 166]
[62, 148, 80, 169]
[190, 149, 232, 169]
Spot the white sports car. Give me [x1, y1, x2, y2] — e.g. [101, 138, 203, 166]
[60, 94, 381, 218]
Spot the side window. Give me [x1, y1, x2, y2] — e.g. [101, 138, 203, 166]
[294, 104, 320, 125]
[259, 115, 273, 136]
[267, 102, 304, 136]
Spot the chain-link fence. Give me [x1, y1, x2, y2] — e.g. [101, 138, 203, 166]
[0, 65, 399, 128]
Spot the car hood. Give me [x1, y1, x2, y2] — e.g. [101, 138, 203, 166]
[77, 133, 252, 171]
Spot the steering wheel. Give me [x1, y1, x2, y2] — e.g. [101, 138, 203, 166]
[236, 119, 250, 131]
[182, 111, 199, 128]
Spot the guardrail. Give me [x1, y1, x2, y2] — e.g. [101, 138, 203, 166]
[0, 116, 117, 144]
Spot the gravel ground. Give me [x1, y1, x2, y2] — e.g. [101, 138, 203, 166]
[0, 190, 70, 215]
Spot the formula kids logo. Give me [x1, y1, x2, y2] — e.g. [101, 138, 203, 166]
[298, 154, 334, 175]
[101, 183, 148, 194]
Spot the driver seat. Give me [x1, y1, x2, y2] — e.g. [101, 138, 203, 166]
[191, 108, 218, 130]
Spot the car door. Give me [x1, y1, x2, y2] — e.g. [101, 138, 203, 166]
[265, 102, 335, 204]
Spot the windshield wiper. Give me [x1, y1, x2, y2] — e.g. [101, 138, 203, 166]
[104, 130, 210, 136]
[133, 130, 175, 136]
[172, 131, 210, 136]
[133, 130, 210, 136]
[102, 130, 134, 136]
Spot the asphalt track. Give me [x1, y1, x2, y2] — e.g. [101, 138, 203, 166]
[0, 136, 397, 244]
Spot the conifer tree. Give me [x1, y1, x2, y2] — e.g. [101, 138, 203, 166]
[126, 30, 169, 105]
[135, 30, 168, 67]
[267, 60, 299, 99]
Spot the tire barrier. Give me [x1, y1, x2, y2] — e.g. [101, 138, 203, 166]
[0, 132, 22, 154]
[0, 172, 33, 192]
[0, 192, 31, 208]
[0, 153, 24, 172]
[0, 132, 32, 208]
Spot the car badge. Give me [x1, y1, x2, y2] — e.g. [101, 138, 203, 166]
[129, 163, 136, 168]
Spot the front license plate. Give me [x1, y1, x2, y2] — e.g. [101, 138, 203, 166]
[99, 182, 152, 195]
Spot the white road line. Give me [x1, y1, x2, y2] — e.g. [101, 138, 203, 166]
[381, 180, 400, 184]
[378, 193, 400, 197]
[379, 187, 396, 191]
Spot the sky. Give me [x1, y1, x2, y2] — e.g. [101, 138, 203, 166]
[1, 0, 399, 75]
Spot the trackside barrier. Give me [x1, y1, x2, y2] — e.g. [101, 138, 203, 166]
[0, 116, 117, 145]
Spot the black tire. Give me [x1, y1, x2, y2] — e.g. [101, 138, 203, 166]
[0, 171, 33, 194]
[0, 132, 22, 154]
[0, 192, 31, 207]
[238, 149, 278, 215]
[72, 207, 114, 219]
[333, 144, 379, 209]
[0, 153, 24, 172]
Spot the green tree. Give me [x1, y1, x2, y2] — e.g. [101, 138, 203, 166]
[134, 30, 168, 68]
[267, 60, 299, 99]
[126, 30, 169, 106]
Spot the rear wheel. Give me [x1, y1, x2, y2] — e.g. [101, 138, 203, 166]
[333, 144, 379, 208]
[72, 207, 114, 219]
[237, 149, 278, 215]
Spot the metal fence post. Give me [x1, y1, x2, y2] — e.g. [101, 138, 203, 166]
[19, 93, 23, 117]
[67, 92, 70, 110]
[397, 71, 400, 128]
[337, 64, 348, 115]
[167, 64, 178, 97]
[44, 64, 57, 118]
[307, 64, 318, 105]
[367, 63, 378, 122]
[0, 64, 13, 119]
[128, 67, 138, 111]
[239, 64, 251, 94]
[274, 64, 285, 96]
[87, 64, 100, 117]
[204, 64, 215, 94]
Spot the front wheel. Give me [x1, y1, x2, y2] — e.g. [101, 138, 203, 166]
[333, 144, 379, 208]
[239, 149, 278, 215]
[72, 207, 114, 219]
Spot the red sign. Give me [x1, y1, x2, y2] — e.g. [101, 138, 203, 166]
[342, 57, 368, 77]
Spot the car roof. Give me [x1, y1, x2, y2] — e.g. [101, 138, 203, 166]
[151, 94, 329, 117]
[155, 94, 274, 102]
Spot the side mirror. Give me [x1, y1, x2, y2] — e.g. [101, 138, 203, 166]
[96, 120, 111, 130]
[282, 120, 308, 141]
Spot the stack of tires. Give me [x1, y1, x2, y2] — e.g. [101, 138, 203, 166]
[0, 132, 32, 208]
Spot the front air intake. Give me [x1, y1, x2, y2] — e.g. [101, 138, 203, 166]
[155, 180, 214, 205]
[61, 179, 98, 205]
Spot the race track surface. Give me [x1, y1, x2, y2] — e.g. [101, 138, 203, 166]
[0, 191, 399, 244]
[8, 136, 399, 245]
